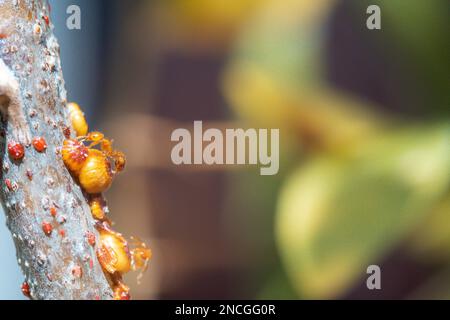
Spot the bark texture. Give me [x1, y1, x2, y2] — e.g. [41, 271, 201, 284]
[0, 0, 113, 299]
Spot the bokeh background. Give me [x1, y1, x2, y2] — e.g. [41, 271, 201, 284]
[1, 0, 449, 299]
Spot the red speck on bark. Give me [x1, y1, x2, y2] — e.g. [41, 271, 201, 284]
[5, 178, 13, 191]
[42, 222, 53, 236]
[46, 273, 54, 282]
[21, 281, 31, 298]
[63, 126, 71, 139]
[72, 265, 83, 278]
[32, 137, 47, 152]
[8, 141, 25, 160]
[50, 207, 57, 217]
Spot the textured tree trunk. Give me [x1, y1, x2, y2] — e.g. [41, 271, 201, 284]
[0, 0, 113, 299]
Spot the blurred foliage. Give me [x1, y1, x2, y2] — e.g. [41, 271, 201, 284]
[276, 125, 449, 298]
[408, 267, 450, 300]
[222, 0, 450, 299]
[223, 0, 385, 154]
[137, 0, 450, 299]
[167, 0, 261, 32]
[150, 0, 267, 50]
[408, 196, 450, 262]
[257, 268, 299, 300]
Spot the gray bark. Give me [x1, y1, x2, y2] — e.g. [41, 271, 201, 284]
[0, 0, 113, 299]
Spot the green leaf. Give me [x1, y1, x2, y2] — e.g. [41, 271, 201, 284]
[276, 125, 450, 298]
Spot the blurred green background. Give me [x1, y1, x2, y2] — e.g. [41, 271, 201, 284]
[0, 0, 449, 299]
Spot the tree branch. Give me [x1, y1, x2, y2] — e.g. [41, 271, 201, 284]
[0, 0, 113, 299]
